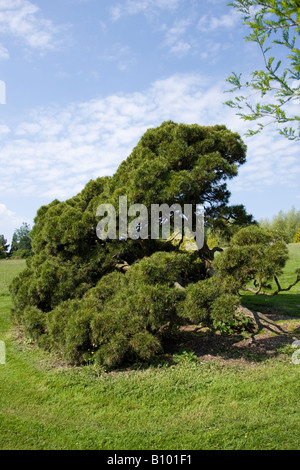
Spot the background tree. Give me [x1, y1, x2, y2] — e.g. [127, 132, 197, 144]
[225, 0, 300, 140]
[10, 223, 32, 258]
[0, 234, 9, 257]
[259, 206, 300, 242]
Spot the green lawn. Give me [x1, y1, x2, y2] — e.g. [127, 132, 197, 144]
[241, 243, 300, 316]
[0, 250, 300, 450]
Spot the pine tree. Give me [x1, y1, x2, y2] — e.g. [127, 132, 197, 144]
[10, 121, 299, 369]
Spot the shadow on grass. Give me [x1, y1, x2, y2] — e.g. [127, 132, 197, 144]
[241, 293, 300, 317]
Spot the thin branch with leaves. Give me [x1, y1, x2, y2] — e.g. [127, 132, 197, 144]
[225, 0, 300, 140]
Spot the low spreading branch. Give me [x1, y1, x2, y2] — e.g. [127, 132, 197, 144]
[243, 273, 300, 296]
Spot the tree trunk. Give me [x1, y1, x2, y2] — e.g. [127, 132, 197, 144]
[198, 241, 223, 277]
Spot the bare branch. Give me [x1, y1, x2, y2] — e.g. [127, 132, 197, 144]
[243, 273, 300, 296]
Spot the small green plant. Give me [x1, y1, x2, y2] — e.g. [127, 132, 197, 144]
[173, 349, 198, 365]
[83, 343, 99, 364]
[213, 312, 254, 336]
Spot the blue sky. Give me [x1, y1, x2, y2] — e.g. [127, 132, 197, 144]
[0, 0, 299, 243]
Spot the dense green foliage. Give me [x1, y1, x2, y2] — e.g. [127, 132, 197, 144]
[214, 226, 289, 291]
[10, 121, 294, 368]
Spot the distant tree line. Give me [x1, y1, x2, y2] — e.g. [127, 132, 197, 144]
[0, 222, 32, 259]
[259, 207, 300, 243]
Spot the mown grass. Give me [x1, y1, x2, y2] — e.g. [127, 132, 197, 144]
[0, 249, 300, 450]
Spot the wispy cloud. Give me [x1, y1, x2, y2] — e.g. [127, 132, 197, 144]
[0, 0, 64, 54]
[0, 74, 222, 200]
[198, 10, 239, 33]
[199, 39, 231, 63]
[0, 123, 10, 136]
[230, 131, 300, 192]
[0, 203, 26, 236]
[98, 43, 136, 71]
[111, 0, 180, 21]
[0, 43, 9, 59]
[1, 73, 299, 205]
[162, 18, 192, 56]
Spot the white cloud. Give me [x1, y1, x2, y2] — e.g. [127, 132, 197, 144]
[111, 0, 180, 20]
[0, 203, 18, 224]
[162, 19, 191, 56]
[199, 40, 231, 64]
[98, 43, 136, 71]
[0, 203, 26, 242]
[230, 129, 300, 192]
[198, 11, 239, 32]
[0, 124, 10, 136]
[0, 43, 9, 59]
[1, 73, 299, 205]
[0, 0, 63, 53]
[111, 1, 196, 58]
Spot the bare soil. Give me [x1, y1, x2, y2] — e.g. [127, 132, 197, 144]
[172, 306, 300, 367]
